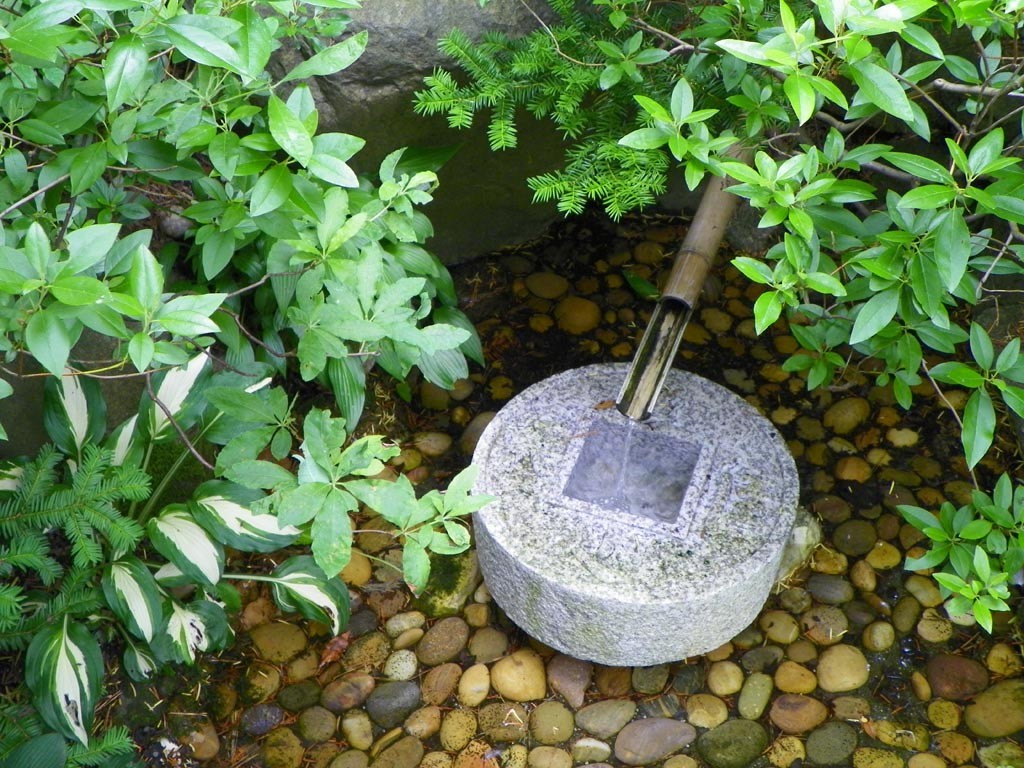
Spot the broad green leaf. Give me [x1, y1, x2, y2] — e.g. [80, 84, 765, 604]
[900, 22, 943, 58]
[24, 222, 52, 278]
[310, 488, 354, 575]
[26, 308, 73, 376]
[618, 128, 668, 150]
[122, 640, 157, 682]
[102, 557, 163, 642]
[231, 4, 275, 79]
[223, 458, 297, 490]
[251, 163, 293, 216]
[69, 143, 109, 195]
[804, 271, 846, 296]
[268, 95, 313, 166]
[783, 74, 816, 124]
[279, 31, 368, 82]
[908, 253, 943, 318]
[669, 78, 694, 122]
[970, 322, 995, 370]
[848, 61, 913, 121]
[968, 128, 1003, 177]
[899, 504, 940, 532]
[933, 211, 970, 291]
[154, 600, 231, 664]
[732, 257, 773, 285]
[962, 388, 995, 469]
[327, 356, 366, 431]
[164, 14, 245, 76]
[202, 230, 236, 280]
[1000, 384, 1024, 418]
[992, 194, 1024, 224]
[104, 35, 148, 111]
[3, 734, 67, 768]
[128, 331, 154, 372]
[147, 504, 224, 587]
[928, 361, 984, 387]
[125, 246, 163, 313]
[898, 185, 956, 208]
[25, 618, 103, 745]
[64, 223, 121, 275]
[716, 39, 772, 65]
[51, 275, 108, 306]
[402, 542, 431, 595]
[752, 290, 783, 334]
[849, 286, 899, 345]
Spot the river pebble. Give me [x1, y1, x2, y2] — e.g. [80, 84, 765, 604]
[572, 737, 612, 764]
[576, 700, 637, 739]
[417, 617, 469, 665]
[341, 711, 373, 750]
[805, 720, 858, 766]
[528, 746, 572, 768]
[372, 735, 424, 768]
[491, 650, 548, 701]
[614, 718, 696, 765]
[696, 719, 769, 768]
[546, 655, 592, 708]
[760, 610, 800, 644]
[365, 681, 421, 728]
[632, 664, 670, 694]
[685, 694, 728, 728]
[964, 678, 1024, 737]
[440, 709, 478, 751]
[775, 660, 817, 694]
[817, 644, 870, 692]
[404, 705, 442, 740]
[241, 703, 284, 736]
[421, 663, 461, 705]
[322, 673, 375, 713]
[478, 702, 529, 742]
[707, 660, 744, 695]
[530, 701, 575, 744]
[249, 622, 307, 664]
[852, 747, 903, 768]
[738, 672, 773, 719]
[457, 663, 490, 707]
[770, 694, 828, 733]
[926, 654, 989, 701]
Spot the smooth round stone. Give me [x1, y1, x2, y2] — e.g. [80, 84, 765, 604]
[770, 694, 828, 734]
[638, 693, 683, 719]
[526, 272, 569, 299]
[385, 611, 426, 638]
[934, 732, 973, 765]
[278, 680, 322, 712]
[811, 548, 848, 575]
[672, 665, 706, 694]
[906, 754, 946, 768]
[964, 678, 1024, 737]
[329, 750, 369, 768]
[835, 456, 872, 482]
[242, 662, 281, 704]
[632, 664, 670, 694]
[851, 747, 903, 768]
[663, 758, 699, 768]
[249, 622, 307, 664]
[927, 654, 989, 701]
[910, 671, 931, 701]
[469, 627, 509, 663]
[464, 603, 490, 628]
[555, 296, 601, 334]
[873, 721, 929, 751]
[741, 645, 784, 673]
[297, 706, 337, 743]
[479, 702, 530, 742]
[576, 700, 637, 739]
[817, 645, 870, 692]
[178, 718, 219, 762]
[978, 741, 1024, 768]
[801, 605, 849, 646]
[372, 736, 424, 768]
[530, 701, 575, 745]
[491, 650, 547, 701]
[344, 632, 391, 672]
[546, 654, 593, 709]
[322, 674, 375, 713]
[774, 661, 817, 694]
[787, 639, 818, 664]
[862, 621, 896, 652]
[813, 495, 852, 524]
[864, 541, 901, 570]
[572, 738, 612, 764]
[421, 663, 461, 705]
[614, 718, 697, 765]
[832, 696, 871, 722]
[365, 681, 422, 728]
[696, 719, 770, 768]
[833, 520, 877, 556]
[417, 617, 469, 665]
[904, 575, 943, 607]
[685, 694, 728, 728]
[805, 721, 858, 766]
[528, 746, 572, 768]
[404, 705, 442, 740]
[457, 663, 490, 707]
[393, 628, 424, 651]
[917, 608, 954, 643]
[241, 703, 284, 736]
[779, 588, 812, 614]
[460, 412, 496, 455]
[850, 560, 877, 591]
[807, 574, 855, 604]
[823, 397, 871, 435]
[986, 642, 1024, 676]
[261, 727, 303, 768]
[927, 699, 961, 730]
[414, 431, 453, 458]
[765, 736, 806, 768]
[738, 673, 774, 720]
[383, 650, 419, 681]
[707, 661, 744, 696]
[760, 611, 800, 644]
[731, 626, 764, 650]
[892, 596, 923, 634]
[342, 711, 373, 750]
[440, 709, 478, 751]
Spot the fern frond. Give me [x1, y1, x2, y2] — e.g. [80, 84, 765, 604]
[68, 725, 135, 767]
[0, 531, 61, 584]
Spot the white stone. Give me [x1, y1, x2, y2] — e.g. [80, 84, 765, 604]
[472, 364, 798, 666]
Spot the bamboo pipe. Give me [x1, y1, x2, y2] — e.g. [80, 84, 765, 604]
[616, 145, 753, 421]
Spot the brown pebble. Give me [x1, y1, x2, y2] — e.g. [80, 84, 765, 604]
[935, 731, 974, 765]
[595, 665, 632, 696]
[926, 654, 989, 701]
[769, 694, 828, 733]
[835, 456, 872, 482]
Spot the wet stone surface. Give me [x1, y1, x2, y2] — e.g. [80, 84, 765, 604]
[123, 211, 1024, 767]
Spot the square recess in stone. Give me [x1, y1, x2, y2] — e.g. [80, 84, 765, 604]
[563, 416, 701, 524]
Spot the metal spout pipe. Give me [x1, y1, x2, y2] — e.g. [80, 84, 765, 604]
[616, 147, 752, 421]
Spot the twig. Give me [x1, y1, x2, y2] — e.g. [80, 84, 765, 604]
[861, 160, 916, 183]
[629, 17, 696, 54]
[895, 72, 966, 136]
[218, 306, 294, 359]
[814, 111, 867, 133]
[222, 268, 311, 300]
[0, 174, 71, 219]
[932, 77, 1024, 98]
[516, 0, 601, 67]
[145, 373, 215, 471]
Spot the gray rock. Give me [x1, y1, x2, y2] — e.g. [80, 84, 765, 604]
[740, 646, 784, 673]
[547, 654, 593, 709]
[613, 718, 696, 765]
[365, 681, 422, 728]
[576, 700, 638, 740]
[278, 681, 322, 712]
[241, 703, 285, 736]
[322, 673, 375, 713]
[696, 719, 770, 768]
[269, 1, 562, 266]
[807, 573, 855, 604]
[297, 706, 338, 744]
[805, 721, 858, 766]
[632, 665, 670, 694]
[672, 665, 707, 694]
[832, 520, 877, 556]
[638, 693, 683, 719]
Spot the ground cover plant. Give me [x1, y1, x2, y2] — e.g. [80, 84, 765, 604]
[416, 0, 1024, 628]
[0, 0, 489, 763]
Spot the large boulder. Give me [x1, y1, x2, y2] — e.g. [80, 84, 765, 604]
[275, 1, 564, 264]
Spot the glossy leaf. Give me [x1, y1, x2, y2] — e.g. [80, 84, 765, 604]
[279, 31, 368, 82]
[849, 286, 899, 346]
[962, 388, 995, 469]
[104, 35, 147, 111]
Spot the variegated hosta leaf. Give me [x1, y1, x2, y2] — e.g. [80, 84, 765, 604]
[189, 480, 300, 553]
[43, 372, 107, 456]
[101, 557, 164, 642]
[153, 561, 192, 587]
[122, 639, 158, 682]
[0, 461, 23, 492]
[147, 504, 224, 587]
[269, 555, 351, 635]
[107, 414, 141, 467]
[147, 354, 208, 440]
[24, 617, 104, 746]
[151, 599, 233, 665]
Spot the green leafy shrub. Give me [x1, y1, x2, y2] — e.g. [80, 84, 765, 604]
[416, 0, 1024, 628]
[0, 0, 490, 760]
